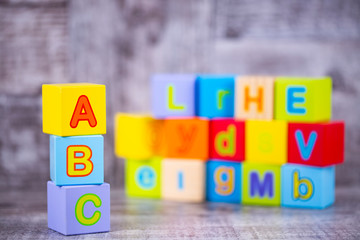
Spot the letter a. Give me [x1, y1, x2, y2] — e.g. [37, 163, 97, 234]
[70, 95, 97, 128]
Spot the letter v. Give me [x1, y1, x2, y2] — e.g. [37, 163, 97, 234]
[295, 130, 317, 161]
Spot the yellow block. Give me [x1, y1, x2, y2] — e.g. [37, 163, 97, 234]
[245, 120, 287, 165]
[42, 83, 106, 136]
[114, 113, 164, 160]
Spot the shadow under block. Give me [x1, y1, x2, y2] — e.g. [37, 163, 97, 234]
[47, 181, 110, 235]
[242, 163, 281, 206]
[209, 118, 245, 162]
[161, 159, 205, 203]
[125, 158, 161, 198]
[163, 118, 209, 159]
[281, 164, 335, 209]
[288, 122, 345, 167]
[195, 75, 235, 118]
[114, 113, 164, 159]
[274, 77, 332, 122]
[245, 120, 287, 165]
[50, 135, 104, 186]
[151, 74, 196, 118]
[235, 76, 275, 120]
[42, 83, 106, 136]
[206, 160, 241, 203]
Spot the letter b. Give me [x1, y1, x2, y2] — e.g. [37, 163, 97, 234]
[67, 145, 93, 177]
[293, 170, 314, 200]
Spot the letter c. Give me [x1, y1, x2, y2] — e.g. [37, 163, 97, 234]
[75, 193, 102, 226]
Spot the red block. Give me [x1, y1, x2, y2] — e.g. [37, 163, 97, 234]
[288, 121, 345, 167]
[209, 118, 245, 162]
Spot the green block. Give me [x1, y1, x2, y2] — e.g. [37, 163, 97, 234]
[242, 163, 281, 206]
[275, 77, 332, 122]
[125, 157, 162, 198]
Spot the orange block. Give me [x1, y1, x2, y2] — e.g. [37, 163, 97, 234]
[163, 118, 209, 160]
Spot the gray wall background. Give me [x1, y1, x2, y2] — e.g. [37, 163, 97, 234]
[0, 0, 359, 191]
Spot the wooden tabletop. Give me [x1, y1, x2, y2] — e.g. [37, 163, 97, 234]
[1, 186, 359, 239]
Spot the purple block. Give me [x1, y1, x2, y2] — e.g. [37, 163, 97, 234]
[151, 74, 195, 118]
[47, 181, 110, 235]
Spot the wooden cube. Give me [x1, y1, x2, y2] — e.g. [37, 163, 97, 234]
[281, 164, 335, 209]
[242, 163, 281, 206]
[47, 181, 110, 235]
[114, 113, 164, 159]
[235, 76, 275, 120]
[163, 118, 209, 159]
[151, 74, 196, 118]
[246, 120, 288, 165]
[209, 118, 245, 162]
[125, 158, 161, 198]
[50, 135, 104, 186]
[288, 121, 345, 167]
[206, 160, 242, 203]
[275, 77, 332, 122]
[195, 75, 235, 118]
[161, 159, 205, 202]
[42, 83, 106, 136]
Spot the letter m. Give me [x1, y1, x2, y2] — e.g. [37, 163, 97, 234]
[250, 172, 274, 198]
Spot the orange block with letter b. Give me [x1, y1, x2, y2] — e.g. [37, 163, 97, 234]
[42, 83, 106, 136]
[163, 118, 209, 160]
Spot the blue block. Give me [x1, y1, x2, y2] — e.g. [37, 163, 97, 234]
[281, 164, 335, 209]
[151, 74, 196, 118]
[206, 160, 242, 203]
[196, 75, 235, 118]
[50, 135, 104, 186]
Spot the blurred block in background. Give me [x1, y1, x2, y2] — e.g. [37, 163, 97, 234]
[195, 75, 235, 118]
[161, 159, 205, 203]
[125, 158, 161, 199]
[275, 77, 332, 122]
[206, 160, 242, 203]
[235, 76, 275, 120]
[281, 164, 335, 209]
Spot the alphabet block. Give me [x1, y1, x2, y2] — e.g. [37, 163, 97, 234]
[151, 74, 196, 118]
[281, 164, 335, 209]
[206, 160, 242, 203]
[235, 76, 275, 120]
[288, 122, 345, 167]
[195, 75, 235, 118]
[209, 119, 245, 162]
[42, 83, 106, 136]
[274, 77, 332, 122]
[242, 163, 281, 206]
[47, 181, 110, 235]
[246, 120, 287, 165]
[114, 113, 165, 159]
[164, 118, 209, 159]
[50, 135, 104, 186]
[125, 158, 161, 198]
[161, 159, 205, 202]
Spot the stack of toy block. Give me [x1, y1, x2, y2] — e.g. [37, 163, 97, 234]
[42, 83, 110, 235]
[115, 75, 344, 209]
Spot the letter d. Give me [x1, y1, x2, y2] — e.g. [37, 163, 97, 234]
[293, 170, 313, 200]
[215, 124, 236, 157]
